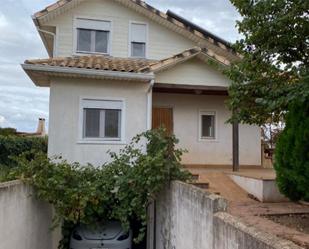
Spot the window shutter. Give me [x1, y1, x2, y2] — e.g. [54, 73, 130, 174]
[76, 18, 111, 31]
[131, 23, 147, 43]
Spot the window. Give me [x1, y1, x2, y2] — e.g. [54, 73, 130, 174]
[81, 99, 124, 141]
[130, 22, 147, 58]
[75, 18, 111, 54]
[200, 111, 216, 139]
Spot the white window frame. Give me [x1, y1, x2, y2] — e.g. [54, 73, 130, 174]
[73, 16, 113, 56]
[128, 21, 148, 58]
[78, 97, 126, 144]
[198, 110, 218, 141]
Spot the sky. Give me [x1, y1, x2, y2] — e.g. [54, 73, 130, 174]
[0, 0, 241, 132]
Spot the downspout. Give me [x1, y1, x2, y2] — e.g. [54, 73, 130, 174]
[146, 79, 155, 130]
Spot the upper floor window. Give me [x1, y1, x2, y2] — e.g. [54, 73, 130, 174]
[130, 22, 147, 58]
[75, 18, 111, 54]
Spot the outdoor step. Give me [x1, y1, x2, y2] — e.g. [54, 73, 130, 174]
[192, 174, 199, 181]
[193, 182, 209, 189]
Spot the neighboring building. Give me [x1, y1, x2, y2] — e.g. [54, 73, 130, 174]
[17, 118, 47, 137]
[22, 0, 261, 166]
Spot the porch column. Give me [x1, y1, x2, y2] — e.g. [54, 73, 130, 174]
[232, 120, 240, 172]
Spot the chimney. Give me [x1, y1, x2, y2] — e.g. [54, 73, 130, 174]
[36, 118, 46, 136]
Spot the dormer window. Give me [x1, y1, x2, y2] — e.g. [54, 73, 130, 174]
[130, 22, 147, 58]
[75, 18, 111, 54]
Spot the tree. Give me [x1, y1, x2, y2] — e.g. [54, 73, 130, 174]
[227, 0, 309, 125]
[227, 0, 309, 201]
[274, 101, 309, 201]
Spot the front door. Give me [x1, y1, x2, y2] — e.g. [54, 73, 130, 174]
[152, 107, 173, 134]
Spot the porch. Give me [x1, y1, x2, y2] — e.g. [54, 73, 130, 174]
[151, 83, 261, 167]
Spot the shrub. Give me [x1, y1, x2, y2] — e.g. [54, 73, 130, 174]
[9, 129, 191, 248]
[0, 127, 17, 136]
[0, 135, 48, 182]
[274, 99, 309, 201]
[0, 135, 48, 168]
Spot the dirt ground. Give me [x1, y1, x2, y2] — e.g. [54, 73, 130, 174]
[266, 214, 309, 234]
[186, 166, 309, 249]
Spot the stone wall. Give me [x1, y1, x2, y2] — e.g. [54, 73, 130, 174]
[152, 181, 302, 249]
[0, 181, 60, 249]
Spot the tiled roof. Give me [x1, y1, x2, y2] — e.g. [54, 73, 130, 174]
[25, 56, 156, 73]
[33, 0, 234, 53]
[24, 46, 229, 74]
[34, 0, 73, 18]
[140, 47, 230, 73]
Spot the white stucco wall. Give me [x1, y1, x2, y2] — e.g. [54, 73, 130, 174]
[47, 0, 195, 59]
[48, 78, 149, 166]
[0, 181, 61, 249]
[153, 93, 261, 166]
[156, 58, 230, 87]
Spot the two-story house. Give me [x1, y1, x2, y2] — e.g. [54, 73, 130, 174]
[22, 0, 261, 167]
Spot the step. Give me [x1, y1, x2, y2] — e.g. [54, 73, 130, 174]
[193, 182, 209, 189]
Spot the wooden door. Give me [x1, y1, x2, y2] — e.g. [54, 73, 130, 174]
[152, 107, 173, 134]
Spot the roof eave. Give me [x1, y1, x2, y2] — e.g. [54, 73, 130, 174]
[32, 16, 53, 58]
[21, 64, 155, 87]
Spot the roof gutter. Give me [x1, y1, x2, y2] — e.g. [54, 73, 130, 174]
[22, 64, 155, 83]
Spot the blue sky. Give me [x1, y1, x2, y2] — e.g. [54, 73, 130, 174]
[0, 0, 240, 132]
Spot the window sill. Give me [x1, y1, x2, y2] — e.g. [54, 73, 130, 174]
[77, 140, 126, 145]
[74, 51, 110, 56]
[198, 138, 220, 143]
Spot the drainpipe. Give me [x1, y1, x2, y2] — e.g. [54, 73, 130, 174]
[146, 79, 155, 130]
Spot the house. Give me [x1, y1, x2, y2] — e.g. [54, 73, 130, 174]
[22, 0, 261, 167]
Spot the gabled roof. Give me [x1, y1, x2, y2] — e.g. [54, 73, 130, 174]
[22, 47, 229, 86]
[139, 47, 230, 73]
[33, 0, 239, 61]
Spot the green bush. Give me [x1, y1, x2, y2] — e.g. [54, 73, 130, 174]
[9, 129, 191, 248]
[0, 127, 17, 136]
[274, 100, 309, 201]
[0, 135, 47, 171]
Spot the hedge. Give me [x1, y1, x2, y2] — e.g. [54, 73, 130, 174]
[274, 99, 309, 201]
[0, 135, 48, 168]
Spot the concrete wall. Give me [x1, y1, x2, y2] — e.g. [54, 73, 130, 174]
[47, 0, 195, 59]
[48, 78, 149, 166]
[0, 181, 60, 249]
[153, 181, 302, 249]
[213, 212, 300, 249]
[153, 93, 261, 166]
[154, 181, 227, 249]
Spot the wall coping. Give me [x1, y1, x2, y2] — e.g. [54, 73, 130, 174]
[173, 180, 228, 212]
[0, 180, 23, 189]
[214, 212, 304, 249]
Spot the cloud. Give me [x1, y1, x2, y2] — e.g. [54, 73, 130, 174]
[0, 115, 7, 126]
[0, 13, 8, 28]
[0, 0, 240, 132]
